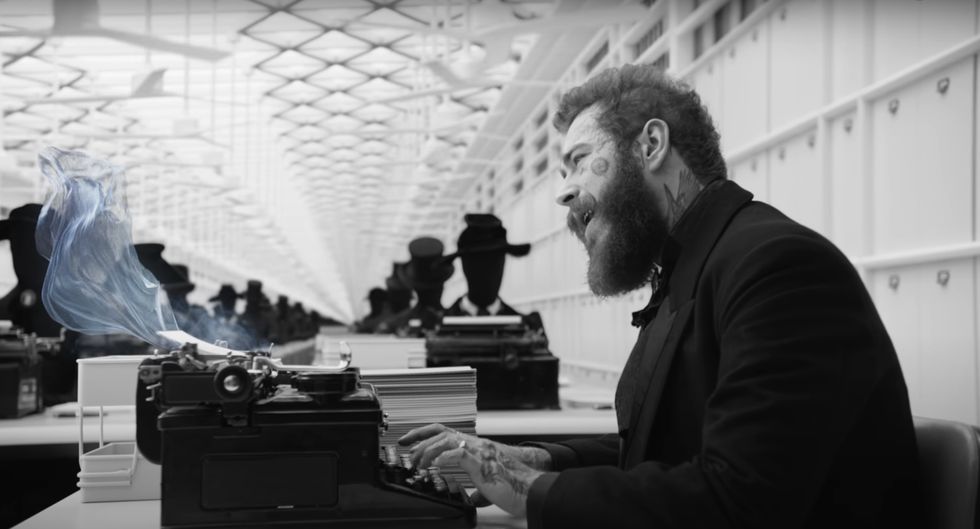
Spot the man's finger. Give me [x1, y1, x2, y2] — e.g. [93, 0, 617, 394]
[469, 490, 493, 508]
[431, 446, 467, 467]
[397, 423, 449, 446]
[408, 431, 452, 467]
[417, 434, 459, 469]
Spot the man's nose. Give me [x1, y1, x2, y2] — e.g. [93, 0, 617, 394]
[555, 181, 580, 207]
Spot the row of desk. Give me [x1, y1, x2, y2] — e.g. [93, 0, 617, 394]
[3, 333, 618, 528]
[3, 388, 616, 529]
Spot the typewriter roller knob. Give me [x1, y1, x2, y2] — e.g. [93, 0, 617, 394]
[214, 364, 252, 403]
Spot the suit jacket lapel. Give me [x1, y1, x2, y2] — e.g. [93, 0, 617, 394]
[623, 299, 696, 469]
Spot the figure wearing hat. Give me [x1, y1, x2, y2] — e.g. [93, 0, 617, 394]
[353, 287, 390, 334]
[375, 238, 455, 336]
[0, 203, 80, 405]
[166, 264, 211, 340]
[133, 245, 211, 341]
[239, 280, 275, 345]
[443, 214, 530, 317]
[291, 301, 313, 340]
[274, 295, 295, 343]
[209, 284, 254, 348]
[372, 262, 414, 335]
[0, 203, 63, 337]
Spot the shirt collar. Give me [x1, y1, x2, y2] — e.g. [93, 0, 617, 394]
[461, 295, 502, 316]
[630, 179, 753, 327]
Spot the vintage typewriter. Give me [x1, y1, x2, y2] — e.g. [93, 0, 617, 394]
[0, 324, 43, 417]
[136, 338, 476, 529]
[425, 315, 559, 410]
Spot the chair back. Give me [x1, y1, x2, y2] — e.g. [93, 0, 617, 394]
[914, 416, 980, 529]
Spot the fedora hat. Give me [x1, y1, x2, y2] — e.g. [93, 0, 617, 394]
[209, 284, 242, 303]
[443, 214, 530, 261]
[397, 237, 455, 290]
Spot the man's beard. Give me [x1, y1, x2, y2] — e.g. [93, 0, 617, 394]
[567, 144, 667, 298]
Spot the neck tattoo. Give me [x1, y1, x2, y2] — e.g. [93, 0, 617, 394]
[664, 168, 703, 228]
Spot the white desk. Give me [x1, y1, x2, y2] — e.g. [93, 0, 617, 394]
[0, 406, 614, 447]
[14, 492, 528, 529]
[0, 408, 135, 447]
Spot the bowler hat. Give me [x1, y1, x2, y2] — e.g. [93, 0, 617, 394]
[443, 214, 530, 261]
[209, 284, 241, 303]
[397, 237, 455, 290]
[168, 264, 195, 293]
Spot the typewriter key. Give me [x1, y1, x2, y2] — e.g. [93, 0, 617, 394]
[400, 454, 413, 470]
[385, 446, 399, 466]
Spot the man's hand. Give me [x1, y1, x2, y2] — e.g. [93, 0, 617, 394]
[397, 424, 553, 517]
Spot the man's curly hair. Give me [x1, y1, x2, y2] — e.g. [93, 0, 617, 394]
[553, 63, 727, 185]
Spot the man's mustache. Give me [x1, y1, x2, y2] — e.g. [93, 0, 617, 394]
[566, 195, 598, 240]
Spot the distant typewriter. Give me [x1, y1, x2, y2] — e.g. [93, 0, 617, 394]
[426, 315, 559, 410]
[0, 324, 43, 418]
[136, 337, 475, 529]
[0, 323, 62, 417]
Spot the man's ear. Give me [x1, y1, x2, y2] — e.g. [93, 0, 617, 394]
[634, 119, 670, 172]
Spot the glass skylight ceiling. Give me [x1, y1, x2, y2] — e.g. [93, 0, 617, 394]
[0, 0, 555, 321]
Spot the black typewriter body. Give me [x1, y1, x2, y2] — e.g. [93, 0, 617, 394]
[0, 329, 43, 418]
[137, 344, 476, 529]
[426, 316, 560, 410]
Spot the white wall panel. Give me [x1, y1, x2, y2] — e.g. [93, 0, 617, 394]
[831, 0, 866, 100]
[916, 258, 977, 425]
[872, 265, 923, 413]
[689, 57, 724, 135]
[769, 131, 826, 237]
[770, 0, 825, 129]
[915, 58, 975, 250]
[873, 57, 974, 254]
[721, 22, 769, 150]
[829, 112, 864, 256]
[872, 0, 920, 82]
[730, 155, 769, 203]
[872, 71, 920, 254]
[872, 258, 978, 425]
[873, 0, 976, 82]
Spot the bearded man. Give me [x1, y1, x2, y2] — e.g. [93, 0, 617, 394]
[399, 64, 924, 528]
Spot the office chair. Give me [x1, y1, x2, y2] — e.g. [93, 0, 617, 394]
[914, 416, 980, 529]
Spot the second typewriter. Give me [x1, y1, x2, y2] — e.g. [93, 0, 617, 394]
[425, 315, 560, 410]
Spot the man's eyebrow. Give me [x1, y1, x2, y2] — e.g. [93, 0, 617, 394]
[561, 143, 589, 167]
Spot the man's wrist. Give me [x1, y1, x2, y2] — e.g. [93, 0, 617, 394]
[502, 444, 553, 471]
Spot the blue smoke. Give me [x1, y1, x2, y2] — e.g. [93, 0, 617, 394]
[34, 147, 179, 348]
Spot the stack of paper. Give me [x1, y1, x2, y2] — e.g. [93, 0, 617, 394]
[318, 336, 426, 369]
[361, 366, 477, 488]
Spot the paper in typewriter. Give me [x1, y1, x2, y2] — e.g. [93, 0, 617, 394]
[361, 366, 477, 488]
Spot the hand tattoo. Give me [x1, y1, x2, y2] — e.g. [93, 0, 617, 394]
[473, 443, 533, 495]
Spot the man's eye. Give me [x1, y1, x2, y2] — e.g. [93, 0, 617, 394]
[573, 154, 586, 166]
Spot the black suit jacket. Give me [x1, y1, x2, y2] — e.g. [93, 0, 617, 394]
[526, 181, 924, 528]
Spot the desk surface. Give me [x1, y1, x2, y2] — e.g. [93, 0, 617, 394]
[14, 492, 528, 529]
[0, 389, 616, 447]
[0, 406, 615, 447]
